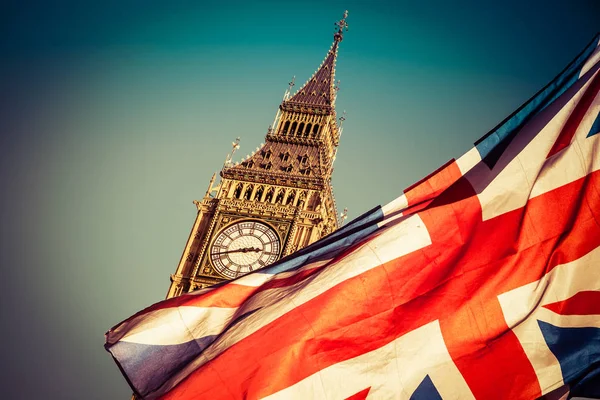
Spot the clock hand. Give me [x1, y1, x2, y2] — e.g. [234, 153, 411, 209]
[213, 247, 262, 256]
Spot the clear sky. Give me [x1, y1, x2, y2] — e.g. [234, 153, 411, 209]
[0, 1, 599, 398]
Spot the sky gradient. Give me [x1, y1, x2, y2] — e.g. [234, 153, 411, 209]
[1, 1, 599, 398]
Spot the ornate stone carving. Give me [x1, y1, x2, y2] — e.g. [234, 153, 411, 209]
[218, 198, 298, 216]
[193, 199, 202, 210]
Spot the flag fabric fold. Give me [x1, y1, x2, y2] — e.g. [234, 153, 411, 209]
[106, 34, 600, 400]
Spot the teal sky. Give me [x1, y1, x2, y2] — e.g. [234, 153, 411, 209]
[1, 1, 599, 398]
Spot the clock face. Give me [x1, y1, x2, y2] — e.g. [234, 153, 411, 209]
[210, 220, 281, 279]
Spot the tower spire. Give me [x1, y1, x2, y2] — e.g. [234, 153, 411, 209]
[223, 11, 350, 184]
[285, 10, 348, 107]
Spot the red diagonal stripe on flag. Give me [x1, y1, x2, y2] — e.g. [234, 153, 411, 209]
[543, 291, 600, 315]
[161, 168, 600, 400]
[547, 70, 600, 158]
[345, 387, 371, 400]
[402, 158, 459, 216]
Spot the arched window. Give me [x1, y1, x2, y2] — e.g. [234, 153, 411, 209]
[275, 189, 285, 204]
[245, 160, 254, 168]
[299, 154, 308, 164]
[264, 150, 272, 160]
[286, 190, 296, 206]
[265, 162, 272, 170]
[298, 191, 307, 207]
[233, 183, 243, 199]
[282, 165, 293, 173]
[290, 122, 298, 136]
[254, 186, 264, 201]
[281, 121, 290, 135]
[281, 152, 290, 162]
[265, 188, 274, 203]
[312, 124, 319, 137]
[244, 185, 253, 200]
[305, 123, 312, 138]
[297, 123, 305, 137]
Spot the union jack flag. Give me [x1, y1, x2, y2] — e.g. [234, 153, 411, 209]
[106, 34, 600, 400]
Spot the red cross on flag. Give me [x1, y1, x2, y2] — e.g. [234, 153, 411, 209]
[106, 34, 600, 400]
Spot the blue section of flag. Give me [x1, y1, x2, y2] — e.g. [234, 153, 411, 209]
[538, 320, 600, 398]
[587, 111, 600, 137]
[474, 34, 599, 168]
[569, 368, 600, 398]
[410, 375, 442, 400]
[109, 335, 216, 397]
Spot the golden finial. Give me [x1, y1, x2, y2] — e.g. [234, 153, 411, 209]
[339, 207, 348, 226]
[338, 110, 347, 136]
[223, 137, 241, 167]
[334, 10, 349, 42]
[204, 172, 217, 198]
[283, 76, 296, 100]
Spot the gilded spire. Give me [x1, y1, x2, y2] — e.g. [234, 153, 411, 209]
[286, 11, 348, 107]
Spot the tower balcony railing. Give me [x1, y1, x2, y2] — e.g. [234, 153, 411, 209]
[201, 196, 322, 221]
[265, 131, 324, 146]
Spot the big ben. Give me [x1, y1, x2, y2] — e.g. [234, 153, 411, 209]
[167, 11, 349, 297]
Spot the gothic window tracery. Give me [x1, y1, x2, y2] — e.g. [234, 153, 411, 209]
[281, 121, 290, 135]
[233, 183, 243, 199]
[286, 190, 296, 206]
[290, 122, 298, 136]
[275, 189, 285, 204]
[298, 191, 307, 207]
[305, 123, 312, 138]
[265, 187, 274, 203]
[282, 165, 293, 173]
[312, 124, 320, 137]
[254, 186, 264, 201]
[244, 185, 253, 200]
[297, 123, 305, 137]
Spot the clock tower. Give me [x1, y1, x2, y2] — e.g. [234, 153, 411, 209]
[167, 11, 350, 297]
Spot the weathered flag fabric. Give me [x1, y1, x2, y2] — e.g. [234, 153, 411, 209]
[106, 34, 600, 400]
